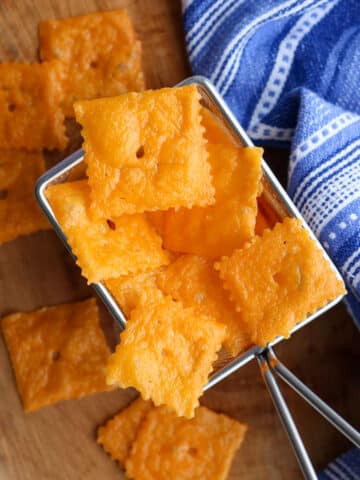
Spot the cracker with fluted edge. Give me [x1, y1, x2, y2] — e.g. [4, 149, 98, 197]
[1, 298, 112, 412]
[39, 10, 144, 116]
[157, 255, 252, 357]
[46, 180, 169, 283]
[97, 397, 153, 467]
[106, 296, 226, 418]
[163, 145, 262, 256]
[216, 218, 346, 346]
[0, 151, 50, 245]
[0, 62, 66, 150]
[125, 405, 247, 480]
[74, 85, 214, 216]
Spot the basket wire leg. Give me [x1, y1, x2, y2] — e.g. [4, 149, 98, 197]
[267, 347, 360, 448]
[257, 350, 318, 480]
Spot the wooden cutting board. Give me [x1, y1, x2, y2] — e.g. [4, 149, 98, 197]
[0, 1, 359, 479]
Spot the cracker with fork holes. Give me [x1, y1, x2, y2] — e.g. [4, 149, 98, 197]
[1, 298, 112, 412]
[74, 85, 214, 216]
[46, 179, 169, 283]
[125, 405, 247, 480]
[215, 217, 346, 346]
[0, 150, 50, 245]
[0, 62, 66, 150]
[39, 10, 145, 117]
[106, 296, 226, 418]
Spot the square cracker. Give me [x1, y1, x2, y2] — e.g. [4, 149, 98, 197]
[1, 298, 112, 412]
[0, 150, 50, 245]
[157, 255, 252, 357]
[126, 405, 247, 480]
[106, 270, 164, 318]
[74, 85, 214, 216]
[106, 296, 226, 418]
[216, 218, 346, 346]
[162, 108, 263, 256]
[0, 62, 66, 150]
[97, 397, 153, 467]
[46, 180, 169, 284]
[39, 10, 145, 116]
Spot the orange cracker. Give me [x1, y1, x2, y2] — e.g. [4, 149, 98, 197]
[1, 298, 112, 412]
[97, 397, 153, 467]
[162, 145, 263, 256]
[106, 296, 226, 418]
[46, 180, 169, 283]
[0, 151, 50, 245]
[74, 85, 214, 216]
[106, 270, 164, 317]
[39, 10, 145, 117]
[216, 218, 346, 346]
[0, 62, 66, 150]
[125, 405, 247, 480]
[157, 255, 252, 357]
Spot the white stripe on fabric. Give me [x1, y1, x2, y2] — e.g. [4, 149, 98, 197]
[249, 1, 338, 131]
[187, 0, 235, 45]
[328, 461, 352, 480]
[346, 249, 360, 278]
[293, 139, 360, 204]
[220, 0, 332, 96]
[342, 246, 360, 277]
[325, 467, 345, 480]
[336, 458, 360, 480]
[249, 123, 294, 141]
[213, 0, 325, 94]
[189, 0, 244, 59]
[302, 161, 360, 235]
[209, 0, 311, 85]
[289, 112, 360, 178]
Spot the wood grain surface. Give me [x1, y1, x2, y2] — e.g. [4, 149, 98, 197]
[0, 1, 359, 479]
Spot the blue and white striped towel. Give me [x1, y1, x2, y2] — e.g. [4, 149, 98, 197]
[183, 0, 360, 477]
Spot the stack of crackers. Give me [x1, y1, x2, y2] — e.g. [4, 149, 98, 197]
[0, 9, 345, 480]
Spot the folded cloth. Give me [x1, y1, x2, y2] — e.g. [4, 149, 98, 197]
[183, 0, 360, 327]
[318, 448, 360, 479]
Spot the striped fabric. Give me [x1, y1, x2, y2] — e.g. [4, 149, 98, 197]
[183, 2, 360, 476]
[318, 448, 360, 480]
[183, 0, 360, 328]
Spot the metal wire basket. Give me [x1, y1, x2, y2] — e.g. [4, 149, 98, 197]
[35, 76, 360, 479]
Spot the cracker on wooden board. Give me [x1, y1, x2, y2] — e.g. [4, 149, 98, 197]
[74, 85, 214, 217]
[97, 397, 153, 467]
[39, 10, 145, 116]
[126, 405, 247, 480]
[0, 150, 50, 245]
[0, 62, 66, 150]
[216, 218, 346, 346]
[46, 180, 169, 283]
[106, 296, 226, 418]
[1, 298, 112, 412]
[157, 255, 252, 357]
